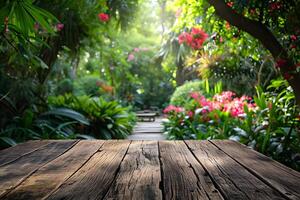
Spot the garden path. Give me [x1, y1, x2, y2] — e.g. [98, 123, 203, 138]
[127, 117, 166, 140]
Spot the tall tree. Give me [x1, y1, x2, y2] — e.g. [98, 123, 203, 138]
[205, 0, 300, 105]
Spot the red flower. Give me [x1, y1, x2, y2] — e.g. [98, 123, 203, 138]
[291, 35, 297, 41]
[283, 73, 293, 80]
[291, 45, 297, 49]
[227, 2, 234, 7]
[98, 13, 109, 22]
[249, 9, 256, 15]
[269, 2, 281, 11]
[178, 28, 208, 50]
[178, 32, 193, 45]
[276, 59, 287, 69]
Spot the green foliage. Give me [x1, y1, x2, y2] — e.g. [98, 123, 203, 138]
[55, 79, 74, 95]
[48, 94, 136, 139]
[0, 99, 90, 148]
[163, 79, 300, 170]
[237, 80, 300, 170]
[73, 76, 103, 97]
[197, 53, 278, 95]
[170, 80, 203, 106]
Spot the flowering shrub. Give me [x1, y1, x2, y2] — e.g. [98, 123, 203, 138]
[163, 91, 255, 140]
[163, 105, 184, 114]
[163, 80, 300, 170]
[178, 27, 208, 50]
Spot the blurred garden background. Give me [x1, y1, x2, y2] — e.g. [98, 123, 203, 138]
[0, 0, 299, 170]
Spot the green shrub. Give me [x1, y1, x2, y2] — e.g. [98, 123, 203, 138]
[170, 80, 203, 106]
[0, 101, 90, 148]
[163, 79, 300, 171]
[48, 94, 136, 139]
[73, 75, 103, 96]
[55, 79, 74, 95]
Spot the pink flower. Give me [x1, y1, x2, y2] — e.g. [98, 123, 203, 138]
[134, 48, 140, 52]
[56, 23, 64, 31]
[187, 111, 193, 118]
[163, 105, 184, 114]
[227, 2, 234, 7]
[127, 54, 135, 62]
[219, 36, 223, 43]
[190, 92, 200, 100]
[291, 35, 297, 41]
[98, 13, 109, 22]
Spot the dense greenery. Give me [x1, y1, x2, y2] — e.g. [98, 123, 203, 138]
[163, 79, 300, 170]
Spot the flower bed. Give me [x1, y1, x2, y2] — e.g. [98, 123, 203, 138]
[163, 80, 300, 170]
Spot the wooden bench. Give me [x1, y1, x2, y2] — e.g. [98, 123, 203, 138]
[136, 112, 156, 122]
[0, 140, 299, 199]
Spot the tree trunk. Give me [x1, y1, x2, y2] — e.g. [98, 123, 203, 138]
[176, 61, 185, 86]
[207, 0, 300, 105]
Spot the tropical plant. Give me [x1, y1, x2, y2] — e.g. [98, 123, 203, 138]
[163, 79, 300, 170]
[48, 94, 136, 139]
[0, 94, 90, 148]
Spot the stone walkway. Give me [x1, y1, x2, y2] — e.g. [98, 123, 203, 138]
[127, 117, 166, 140]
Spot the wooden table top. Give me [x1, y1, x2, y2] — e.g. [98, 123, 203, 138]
[0, 140, 299, 200]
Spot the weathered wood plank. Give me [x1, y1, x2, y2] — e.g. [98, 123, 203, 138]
[47, 140, 131, 200]
[0, 140, 77, 198]
[211, 140, 300, 200]
[104, 141, 162, 200]
[2, 140, 105, 200]
[159, 141, 223, 200]
[185, 140, 285, 200]
[0, 140, 50, 166]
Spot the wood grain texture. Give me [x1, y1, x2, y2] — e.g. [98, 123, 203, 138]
[185, 140, 284, 200]
[0, 140, 50, 166]
[0, 140, 77, 198]
[3, 140, 105, 200]
[47, 140, 131, 200]
[159, 141, 223, 200]
[104, 141, 162, 200]
[211, 140, 300, 200]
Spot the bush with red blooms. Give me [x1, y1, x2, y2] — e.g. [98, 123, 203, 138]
[178, 27, 208, 50]
[163, 90, 256, 140]
[163, 79, 300, 170]
[98, 13, 109, 22]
